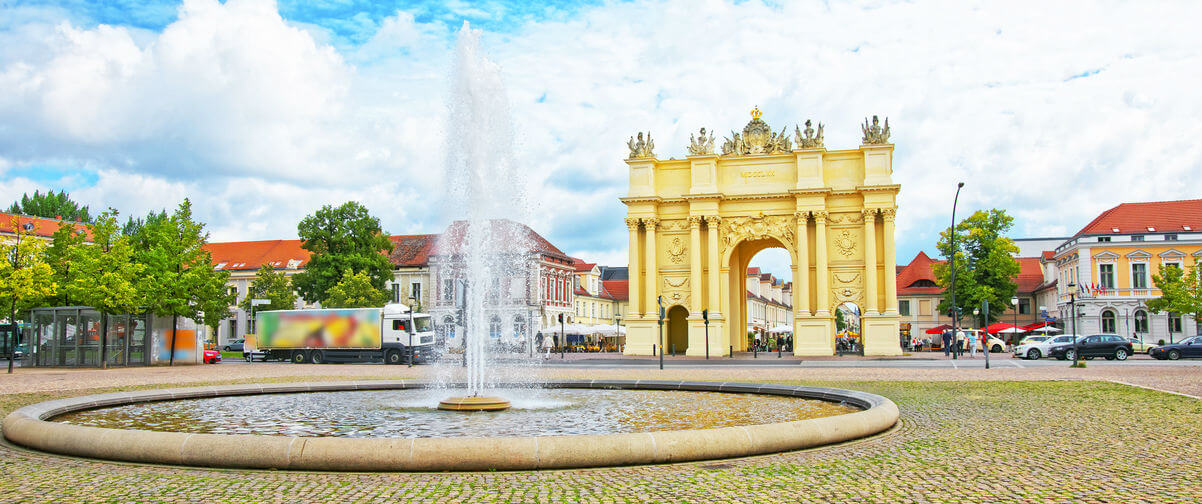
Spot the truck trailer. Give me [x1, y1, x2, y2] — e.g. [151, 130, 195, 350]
[252, 304, 437, 364]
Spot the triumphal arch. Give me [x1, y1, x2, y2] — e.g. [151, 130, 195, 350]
[621, 108, 901, 356]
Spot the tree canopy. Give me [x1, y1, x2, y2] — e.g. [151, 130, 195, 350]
[933, 209, 1020, 325]
[1147, 262, 1202, 325]
[66, 209, 143, 316]
[6, 190, 91, 223]
[0, 217, 57, 319]
[324, 269, 389, 308]
[239, 264, 297, 313]
[292, 201, 393, 305]
[45, 221, 87, 306]
[134, 199, 234, 330]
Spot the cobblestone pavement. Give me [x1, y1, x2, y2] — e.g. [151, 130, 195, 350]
[1, 364, 1200, 503]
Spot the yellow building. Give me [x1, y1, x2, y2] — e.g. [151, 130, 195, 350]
[571, 258, 621, 326]
[621, 108, 901, 356]
[1053, 199, 1202, 341]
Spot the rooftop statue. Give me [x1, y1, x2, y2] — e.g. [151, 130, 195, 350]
[721, 106, 792, 156]
[687, 127, 715, 155]
[627, 131, 656, 159]
[861, 115, 891, 144]
[794, 119, 825, 149]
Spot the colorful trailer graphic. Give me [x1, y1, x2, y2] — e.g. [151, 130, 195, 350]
[256, 309, 383, 349]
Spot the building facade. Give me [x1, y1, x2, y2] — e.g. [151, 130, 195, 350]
[1053, 199, 1202, 342]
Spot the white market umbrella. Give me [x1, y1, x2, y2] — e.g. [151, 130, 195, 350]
[769, 324, 793, 334]
[998, 327, 1026, 334]
[1034, 326, 1062, 333]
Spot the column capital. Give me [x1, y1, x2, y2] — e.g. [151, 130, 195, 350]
[625, 218, 641, 229]
[812, 210, 829, 223]
[687, 215, 704, 228]
[644, 217, 660, 228]
[862, 207, 880, 219]
[794, 210, 810, 222]
[704, 215, 722, 226]
[880, 208, 896, 221]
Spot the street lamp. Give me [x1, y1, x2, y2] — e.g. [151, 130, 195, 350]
[1011, 296, 1019, 347]
[1068, 282, 1080, 366]
[948, 182, 965, 361]
[657, 296, 665, 370]
[7, 221, 35, 374]
[702, 309, 709, 360]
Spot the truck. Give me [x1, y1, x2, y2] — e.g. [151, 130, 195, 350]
[251, 304, 438, 364]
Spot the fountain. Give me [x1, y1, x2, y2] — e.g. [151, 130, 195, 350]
[436, 22, 527, 411]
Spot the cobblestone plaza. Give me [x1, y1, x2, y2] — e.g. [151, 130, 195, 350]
[1, 362, 1199, 503]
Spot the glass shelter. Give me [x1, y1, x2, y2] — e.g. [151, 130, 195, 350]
[29, 307, 152, 368]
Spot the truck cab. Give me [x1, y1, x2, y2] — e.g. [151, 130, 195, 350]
[381, 304, 438, 364]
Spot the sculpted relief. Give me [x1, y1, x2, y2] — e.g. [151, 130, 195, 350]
[662, 277, 690, 307]
[720, 213, 796, 254]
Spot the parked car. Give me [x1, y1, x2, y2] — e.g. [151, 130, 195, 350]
[1149, 336, 1202, 360]
[1049, 334, 1133, 361]
[1013, 334, 1078, 360]
[1018, 335, 1050, 346]
[243, 348, 269, 362]
[223, 339, 245, 352]
[1126, 337, 1159, 355]
[203, 349, 222, 364]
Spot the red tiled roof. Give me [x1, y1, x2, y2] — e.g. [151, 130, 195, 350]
[204, 240, 311, 271]
[896, 251, 945, 295]
[1075, 199, 1202, 236]
[571, 257, 597, 272]
[1015, 257, 1044, 293]
[602, 280, 629, 301]
[0, 213, 91, 241]
[746, 267, 761, 276]
[431, 219, 568, 260]
[1041, 250, 1055, 261]
[388, 234, 436, 268]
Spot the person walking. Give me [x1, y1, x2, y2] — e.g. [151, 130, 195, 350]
[942, 329, 952, 357]
[968, 331, 978, 358]
[542, 332, 554, 359]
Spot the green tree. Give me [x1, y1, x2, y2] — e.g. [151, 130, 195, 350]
[66, 209, 143, 369]
[6, 190, 91, 222]
[292, 202, 393, 305]
[135, 200, 234, 364]
[123, 209, 168, 241]
[933, 209, 1020, 325]
[1147, 263, 1202, 340]
[239, 264, 298, 313]
[324, 269, 389, 308]
[45, 221, 87, 306]
[0, 217, 57, 372]
[835, 307, 847, 332]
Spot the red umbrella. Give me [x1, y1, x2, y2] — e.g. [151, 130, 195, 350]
[925, 324, 952, 335]
[984, 322, 1017, 334]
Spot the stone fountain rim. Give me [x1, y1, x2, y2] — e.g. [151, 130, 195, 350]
[2, 379, 898, 472]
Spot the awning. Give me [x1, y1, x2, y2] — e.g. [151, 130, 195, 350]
[768, 324, 793, 334]
[924, 324, 951, 335]
[984, 322, 1017, 334]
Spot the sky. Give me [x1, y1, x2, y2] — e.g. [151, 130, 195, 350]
[1, 0, 1199, 282]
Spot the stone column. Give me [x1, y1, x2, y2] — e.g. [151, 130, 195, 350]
[863, 208, 879, 315]
[644, 217, 659, 314]
[794, 211, 810, 316]
[626, 218, 641, 317]
[814, 211, 830, 315]
[688, 216, 703, 314]
[882, 208, 898, 315]
[706, 216, 722, 316]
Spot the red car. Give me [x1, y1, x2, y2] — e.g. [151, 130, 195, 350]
[203, 349, 222, 364]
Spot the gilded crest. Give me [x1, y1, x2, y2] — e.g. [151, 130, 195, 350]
[668, 237, 686, 264]
[834, 230, 857, 257]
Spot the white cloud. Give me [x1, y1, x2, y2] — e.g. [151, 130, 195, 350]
[0, 0, 1199, 268]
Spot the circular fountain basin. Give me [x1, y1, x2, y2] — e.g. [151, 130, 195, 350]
[437, 395, 511, 412]
[3, 380, 898, 471]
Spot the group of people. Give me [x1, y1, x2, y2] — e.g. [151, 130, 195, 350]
[939, 328, 985, 358]
[751, 334, 792, 353]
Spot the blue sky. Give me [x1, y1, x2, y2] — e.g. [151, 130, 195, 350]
[1, 0, 1200, 281]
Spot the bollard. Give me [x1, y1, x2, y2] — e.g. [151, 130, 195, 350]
[730, 345, 733, 358]
[754, 345, 757, 359]
[671, 344, 675, 356]
[652, 344, 656, 356]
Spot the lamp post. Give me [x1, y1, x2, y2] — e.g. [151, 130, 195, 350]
[8, 221, 35, 374]
[1011, 296, 1019, 348]
[981, 299, 990, 369]
[657, 296, 665, 370]
[973, 307, 980, 362]
[1068, 282, 1079, 366]
[948, 182, 965, 361]
[702, 309, 709, 360]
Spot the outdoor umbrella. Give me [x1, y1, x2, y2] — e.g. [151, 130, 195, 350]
[925, 324, 952, 335]
[984, 322, 1016, 334]
[1034, 326, 1063, 333]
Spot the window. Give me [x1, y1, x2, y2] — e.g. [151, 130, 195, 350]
[1164, 234, 1178, 241]
[1101, 310, 1116, 333]
[898, 300, 911, 316]
[1131, 263, 1147, 289]
[442, 279, 454, 301]
[411, 282, 421, 301]
[489, 316, 502, 339]
[1134, 310, 1149, 333]
[1018, 298, 1031, 315]
[1163, 262, 1181, 271]
[1099, 264, 1115, 289]
[1130, 235, 1144, 242]
[391, 283, 400, 304]
[1097, 237, 1111, 242]
[1169, 313, 1183, 333]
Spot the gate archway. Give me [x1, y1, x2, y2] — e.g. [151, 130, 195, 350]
[621, 107, 902, 356]
[667, 306, 689, 355]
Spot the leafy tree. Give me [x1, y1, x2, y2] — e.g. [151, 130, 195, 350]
[1147, 263, 1202, 340]
[835, 307, 847, 332]
[66, 209, 143, 369]
[123, 210, 169, 240]
[292, 202, 393, 305]
[239, 264, 298, 313]
[324, 269, 389, 308]
[135, 200, 234, 364]
[933, 209, 1020, 325]
[0, 217, 57, 372]
[45, 221, 87, 306]
[6, 190, 91, 222]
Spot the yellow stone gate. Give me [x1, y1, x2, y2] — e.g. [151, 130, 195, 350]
[621, 108, 901, 356]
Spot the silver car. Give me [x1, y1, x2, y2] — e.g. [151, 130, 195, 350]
[1013, 334, 1078, 360]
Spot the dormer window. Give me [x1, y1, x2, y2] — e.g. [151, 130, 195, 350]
[1164, 234, 1178, 241]
[1130, 235, 1144, 242]
[1097, 236, 1111, 242]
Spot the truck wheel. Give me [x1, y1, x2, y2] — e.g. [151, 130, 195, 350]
[310, 350, 325, 364]
[291, 350, 308, 364]
[385, 350, 402, 365]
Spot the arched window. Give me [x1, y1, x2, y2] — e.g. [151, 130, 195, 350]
[1101, 309, 1116, 334]
[1134, 309, 1148, 334]
[489, 316, 502, 339]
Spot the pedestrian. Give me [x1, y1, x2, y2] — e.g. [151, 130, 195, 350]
[786, 335, 793, 352]
[942, 329, 952, 357]
[542, 332, 553, 359]
[968, 331, 977, 358]
[955, 329, 966, 357]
